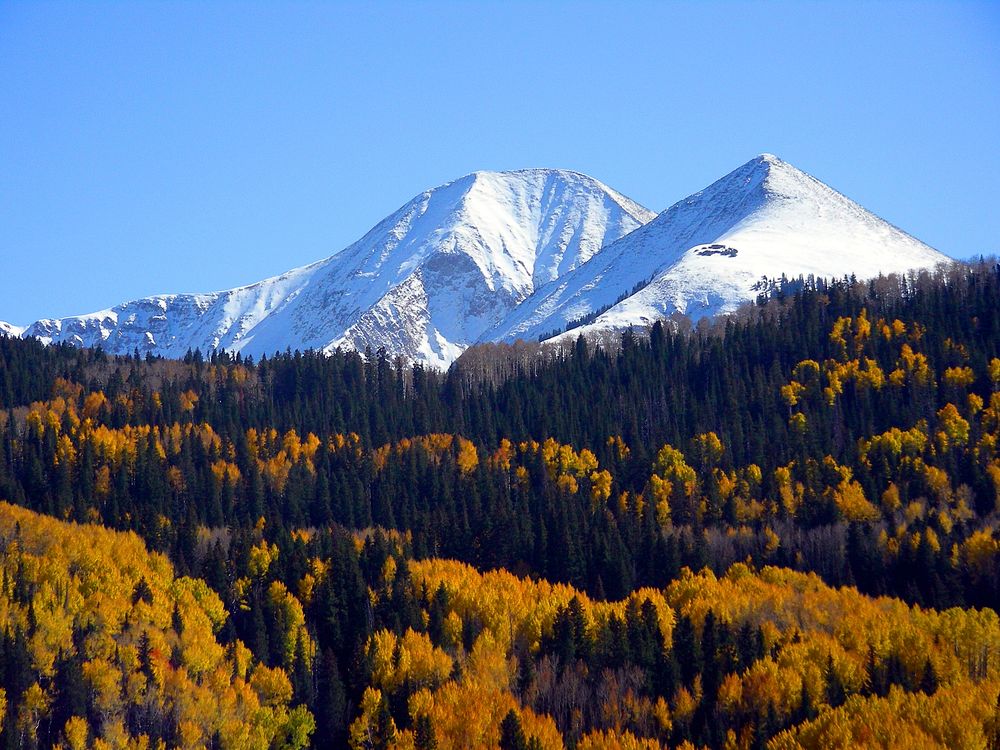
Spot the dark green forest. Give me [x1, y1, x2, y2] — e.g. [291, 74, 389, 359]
[1, 261, 999, 749]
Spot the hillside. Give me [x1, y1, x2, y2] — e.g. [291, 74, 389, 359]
[0, 502, 312, 749]
[0, 263, 998, 748]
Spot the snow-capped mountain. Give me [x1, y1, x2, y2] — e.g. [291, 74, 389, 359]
[0, 322, 25, 338]
[487, 154, 949, 345]
[6, 156, 952, 366]
[13, 170, 654, 368]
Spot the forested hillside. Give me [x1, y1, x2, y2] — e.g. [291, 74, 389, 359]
[0, 502, 312, 749]
[1, 261, 999, 748]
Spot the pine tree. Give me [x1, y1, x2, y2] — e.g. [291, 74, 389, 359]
[499, 709, 527, 750]
[371, 693, 396, 750]
[920, 657, 939, 695]
[414, 714, 437, 750]
[825, 654, 846, 707]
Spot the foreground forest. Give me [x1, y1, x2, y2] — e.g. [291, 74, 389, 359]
[1, 261, 999, 749]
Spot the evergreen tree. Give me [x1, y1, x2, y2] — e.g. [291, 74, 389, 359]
[499, 709, 527, 750]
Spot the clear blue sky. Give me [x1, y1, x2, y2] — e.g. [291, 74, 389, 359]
[2, 1, 998, 323]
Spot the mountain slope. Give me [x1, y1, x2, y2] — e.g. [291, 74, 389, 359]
[14, 170, 653, 367]
[486, 155, 949, 344]
[0, 321, 25, 338]
[7, 156, 950, 364]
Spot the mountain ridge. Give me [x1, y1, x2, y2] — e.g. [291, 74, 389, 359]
[4, 156, 950, 364]
[489, 154, 948, 345]
[13, 168, 653, 367]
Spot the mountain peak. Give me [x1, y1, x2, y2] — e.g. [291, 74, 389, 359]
[11, 167, 653, 368]
[5, 156, 950, 369]
[715, 153, 853, 208]
[446, 167, 612, 193]
[455, 168, 649, 219]
[466, 167, 588, 180]
[721, 151, 803, 183]
[487, 154, 949, 345]
[0, 321, 25, 338]
[754, 152, 782, 165]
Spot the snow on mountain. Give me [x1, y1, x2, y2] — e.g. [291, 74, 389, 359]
[12, 170, 654, 367]
[487, 154, 949, 345]
[7, 156, 951, 366]
[0, 321, 25, 338]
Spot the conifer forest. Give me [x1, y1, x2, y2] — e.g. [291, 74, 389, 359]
[2, 262, 1000, 749]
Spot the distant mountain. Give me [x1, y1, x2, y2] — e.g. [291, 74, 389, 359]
[487, 154, 949, 345]
[0, 322, 24, 338]
[11, 170, 653, 368]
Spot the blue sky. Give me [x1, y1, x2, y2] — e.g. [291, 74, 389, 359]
[1, 1, 998, 323]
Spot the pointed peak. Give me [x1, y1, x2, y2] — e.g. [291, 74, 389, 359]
[699, 153, 824, 204]
[743, 153, 797, 175]
[700, 154, 781, 187]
